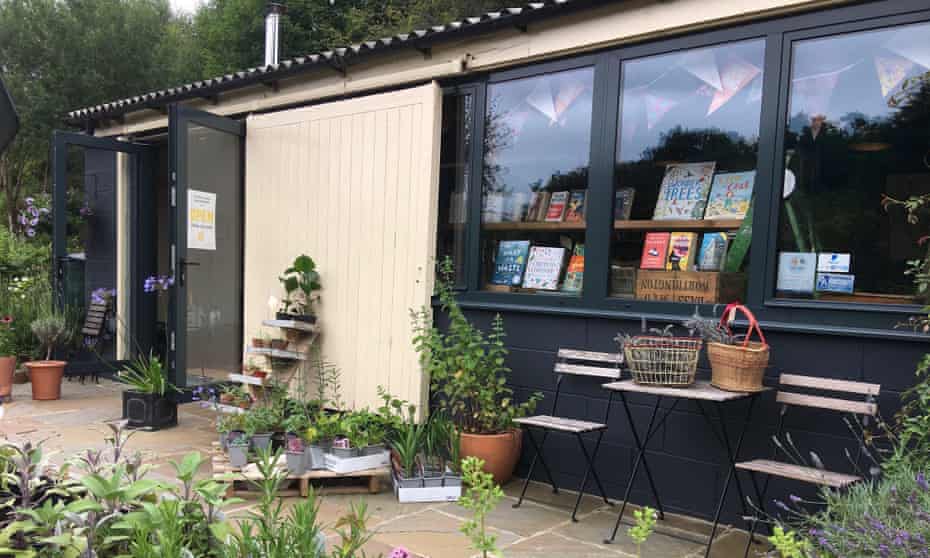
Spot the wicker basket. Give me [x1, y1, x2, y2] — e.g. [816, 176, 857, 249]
[623, 336, 702, 387]
[708, 303, 770, 392]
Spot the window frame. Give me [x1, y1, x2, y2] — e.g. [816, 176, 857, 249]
[438, 0, 930, 339]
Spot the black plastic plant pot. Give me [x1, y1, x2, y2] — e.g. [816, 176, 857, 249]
[122, 391, 178, 430]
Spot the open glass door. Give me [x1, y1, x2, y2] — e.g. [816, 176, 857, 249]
[52, 132, 156, 368]
[168, 105, 245, 389]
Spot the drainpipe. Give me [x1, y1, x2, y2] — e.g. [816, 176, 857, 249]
[264, 2, 286, 67]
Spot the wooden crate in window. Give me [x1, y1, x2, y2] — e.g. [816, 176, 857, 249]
[635, 270, 746, 305]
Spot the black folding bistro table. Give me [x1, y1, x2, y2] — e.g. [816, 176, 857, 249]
[600, 379, 767, 557]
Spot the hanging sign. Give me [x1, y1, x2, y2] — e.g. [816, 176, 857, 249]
[188, 189, 217, 251]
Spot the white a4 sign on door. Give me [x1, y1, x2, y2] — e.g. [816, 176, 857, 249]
[188, 189, 217, 251]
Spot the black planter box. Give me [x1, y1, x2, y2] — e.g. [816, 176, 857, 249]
[121, 391, 178, 430]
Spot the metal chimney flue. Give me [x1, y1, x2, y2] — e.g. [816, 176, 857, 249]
[264, 2, 286, 66]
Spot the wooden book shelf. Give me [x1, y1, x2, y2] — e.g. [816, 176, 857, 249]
[482, 219, 742, 232]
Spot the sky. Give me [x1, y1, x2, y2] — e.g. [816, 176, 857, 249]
[170, 0, 205, 15]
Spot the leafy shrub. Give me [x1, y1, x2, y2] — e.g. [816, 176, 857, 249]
[412, 259, 540, 434]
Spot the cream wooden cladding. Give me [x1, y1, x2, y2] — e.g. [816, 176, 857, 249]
[244, 83, 442, 413]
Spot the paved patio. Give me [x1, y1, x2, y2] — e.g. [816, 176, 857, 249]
[1, 379, 762, 557]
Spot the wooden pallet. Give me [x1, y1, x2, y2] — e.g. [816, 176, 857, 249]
[211, 443, 389, 498]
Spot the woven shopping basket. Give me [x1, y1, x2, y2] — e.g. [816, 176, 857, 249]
[707, 303, 770, 392]
[623, 336, 702, 387]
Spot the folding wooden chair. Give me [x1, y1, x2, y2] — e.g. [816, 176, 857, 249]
[513, 348, 622, 521]
[736, 373, 880, 557]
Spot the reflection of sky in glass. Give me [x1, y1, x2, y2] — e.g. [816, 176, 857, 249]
[483, 67, 594, 195]
[617, 40, 765, 164]
[788, 22, 930, 134]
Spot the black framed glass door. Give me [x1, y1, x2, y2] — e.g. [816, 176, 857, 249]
[52, 131, 156, 366]
[168, 105, 245, 388]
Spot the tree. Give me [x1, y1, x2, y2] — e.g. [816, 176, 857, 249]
[0, 0, 202, 230]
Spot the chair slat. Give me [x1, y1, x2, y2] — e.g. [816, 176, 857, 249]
[735, 459, 860, 488]
[557, 349, 622, 364]
[514, 414, 606, 433]
[780, 374, 880, 396]
[555, 362, 621, 380]
[776, 391, 877, 416]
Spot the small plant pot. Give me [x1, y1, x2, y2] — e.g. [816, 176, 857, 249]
[251, 432, 273, 452]
[25, 361, 67, 401]
[219, 393, 234, 404]
[286, 451, 306, 474]
[252, 338, 269, 348]
[251, 370, 268, 379]
[228, 445, 249, 468]
[228, 429, 247, 445]
[361, 443, 386, 456]
[331, 446, 360, 458]
[270, 339, 289, 351]
[422, 463, 445, 488]
[286, 432, 305, 453]
[394, 470, 423, 489]
[305, 443, 328, 470]
[443, 472, 463, 487]
[0, 356, 16, 400]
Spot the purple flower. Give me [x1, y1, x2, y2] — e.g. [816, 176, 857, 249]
[29, 217, 38, 226]
[17, 214, 26, 225]
[389, 548, 411, 558]
[24, 197, 34, 205]
[26, 228, 35, 237]
[917, 472, 928, 491]
[28, 206, 38, 217]
[774, 499, 790, 512]
[789, 494, 802, 504]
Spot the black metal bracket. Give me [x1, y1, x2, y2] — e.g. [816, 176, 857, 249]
[413, 45, 432, 59]
[262, 80, 280, 93]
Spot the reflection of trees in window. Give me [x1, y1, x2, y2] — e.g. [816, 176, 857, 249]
[481, 96, 513, 195]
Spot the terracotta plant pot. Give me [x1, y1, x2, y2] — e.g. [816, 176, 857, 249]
[252, 338, 268, 348]
[460, 429, 523, 484]
[0, 356, 16, 400]
[270, 339, 289, 351]
[25, 361, 67, 401]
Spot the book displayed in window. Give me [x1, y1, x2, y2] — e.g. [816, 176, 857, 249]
[564, 190, 586, 223]
[561, 244, 585, 292]
[523, 246, 566, 290]
[703, 171, 755, 219]
[666, 232, 698, 271]
[614, 187, 635, 220]
[490, 240, 531, 286]
[483, 193, 505, 223]
[640, 232, 671, 270]
[697, 232, 729, 271]
[652, 162, 716, 220]
[545, 191, 570, 222]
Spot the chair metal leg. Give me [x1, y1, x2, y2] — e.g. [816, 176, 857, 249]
[743, 470, 769, 558]
[513, 428, 546, 509]
[526, 428, 559, 492]
[571, 430, 609, 522]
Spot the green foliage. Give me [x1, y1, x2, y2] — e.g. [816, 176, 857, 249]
[243, 406, 281, 436]
[117, 351, 175, 396]
[769, 526, 816, 558]
[390, 421, 423, 478]
[413, 258, 541, 434]
[884, 353, 930, 475]
[459, 456, 503, 558]
[29, 307, 73, 361]
[278, 254, 321, 315]
[628, 507, 657, 558]
[0, 273, 52, 359]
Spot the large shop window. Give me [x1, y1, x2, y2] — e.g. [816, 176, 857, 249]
[775, 22, 930, 306]
[611, 40, 765, 304]
[481, 67, 595, 295]
[437, 92, 474, 287]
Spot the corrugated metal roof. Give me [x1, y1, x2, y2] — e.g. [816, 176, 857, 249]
[68, 0, 610, 124]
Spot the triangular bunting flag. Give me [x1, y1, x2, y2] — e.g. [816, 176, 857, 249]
[553, 81, 585, 125]
[883, 31, 930, 71]
[790, 63, 855, 117]
[707, 58, 761, 115]
[644, 93, 678, 130]
[526, 78, 557, 124]
[874, 55, 913, 97]
[680, 48, 723, 91]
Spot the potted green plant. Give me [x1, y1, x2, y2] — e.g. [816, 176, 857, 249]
[391, 421, 424, 489]
[283, 413, 309, 452]
[245, 407, 278, 451]
[412, 258, 541, 483]
[422, 417, 446, 488]
[0, 316, 15, 401]
[304, 413, 338, 469]
[277, 254, 321, 323]
[117, 350, 178, 430]
[228, 436, 249, 468]
[25, 308, 74, 401]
